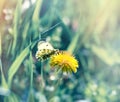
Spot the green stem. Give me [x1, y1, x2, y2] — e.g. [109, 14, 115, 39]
[0, 58, 8, 88]
[27, 49, 34, 102]
[29, 37, 33, 90]
[40, 61, 44, 93]
[30, 52, 33, 89]
[29, 38, 33, 90]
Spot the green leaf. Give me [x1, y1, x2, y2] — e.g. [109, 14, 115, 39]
[0, 33, 2, 56]
[27, 90, 35, 102]
[8, 41, 37, 87]
[49, 96, 60, 102]
[11, 0, 23, 55]
[0, 59, 8, 89]
[32, 0, 43, 22]
[91, 45, 120, 66]
[4, 93, 20, 102]
[29, 40, 33, 89]
[8, 46, 30, 87]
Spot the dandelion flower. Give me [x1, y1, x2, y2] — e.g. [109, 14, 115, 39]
[50, 52, 79, 73]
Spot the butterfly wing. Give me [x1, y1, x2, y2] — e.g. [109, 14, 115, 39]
[36, 41, 56, 60]
[37, 41, 54, 50]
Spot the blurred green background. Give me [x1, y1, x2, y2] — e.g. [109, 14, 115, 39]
[0, 0, 120, 102]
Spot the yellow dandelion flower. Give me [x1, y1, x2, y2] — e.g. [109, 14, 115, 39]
[50, 52, 79, 73]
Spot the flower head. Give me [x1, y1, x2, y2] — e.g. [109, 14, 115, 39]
[50, 52, 79, 73]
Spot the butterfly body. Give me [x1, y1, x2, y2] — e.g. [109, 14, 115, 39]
[36, 49, 59, 60]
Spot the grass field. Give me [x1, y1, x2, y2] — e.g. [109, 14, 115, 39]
[0, 0, 120, 102]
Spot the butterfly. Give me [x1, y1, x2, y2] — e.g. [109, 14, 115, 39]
[35, 41, 59, 60]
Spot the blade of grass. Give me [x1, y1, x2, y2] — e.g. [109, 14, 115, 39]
[0, 34, 8, 88]
[67, 30, 82, 53]
[40, 62, 44, 93]
[29, 40, 33, 90]
[4, 93, 20, 102]
[20, 5, 34, 44]
[21, 22, 30, 49]
[7, 40, 13, 57]
[0, 33, 1, 56]
[66, 0, 110, 54]
[32, 0, 43, 39]
[22, 23, 30, 41]
[71, 0, 110, 54]
[8, 41, 37, 87]
[32, 0, 43, 22]
[91, 45, 117, 66]
[27, 92, 35, 102]
[11, 0, 23, 56]
[8, 46, 30, 87]
[0, 58, 8, 89]
[66, 17, 85, 53]
[27, 40, 35, 102]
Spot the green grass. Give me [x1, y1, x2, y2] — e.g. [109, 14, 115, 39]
[0, 0, 120, 102]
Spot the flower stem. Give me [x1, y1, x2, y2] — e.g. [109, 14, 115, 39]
[40, 61, 44, 93]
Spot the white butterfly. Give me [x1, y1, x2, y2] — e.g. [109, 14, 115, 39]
[35, 41, 58, 60]
[37, 41, 54, 51]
